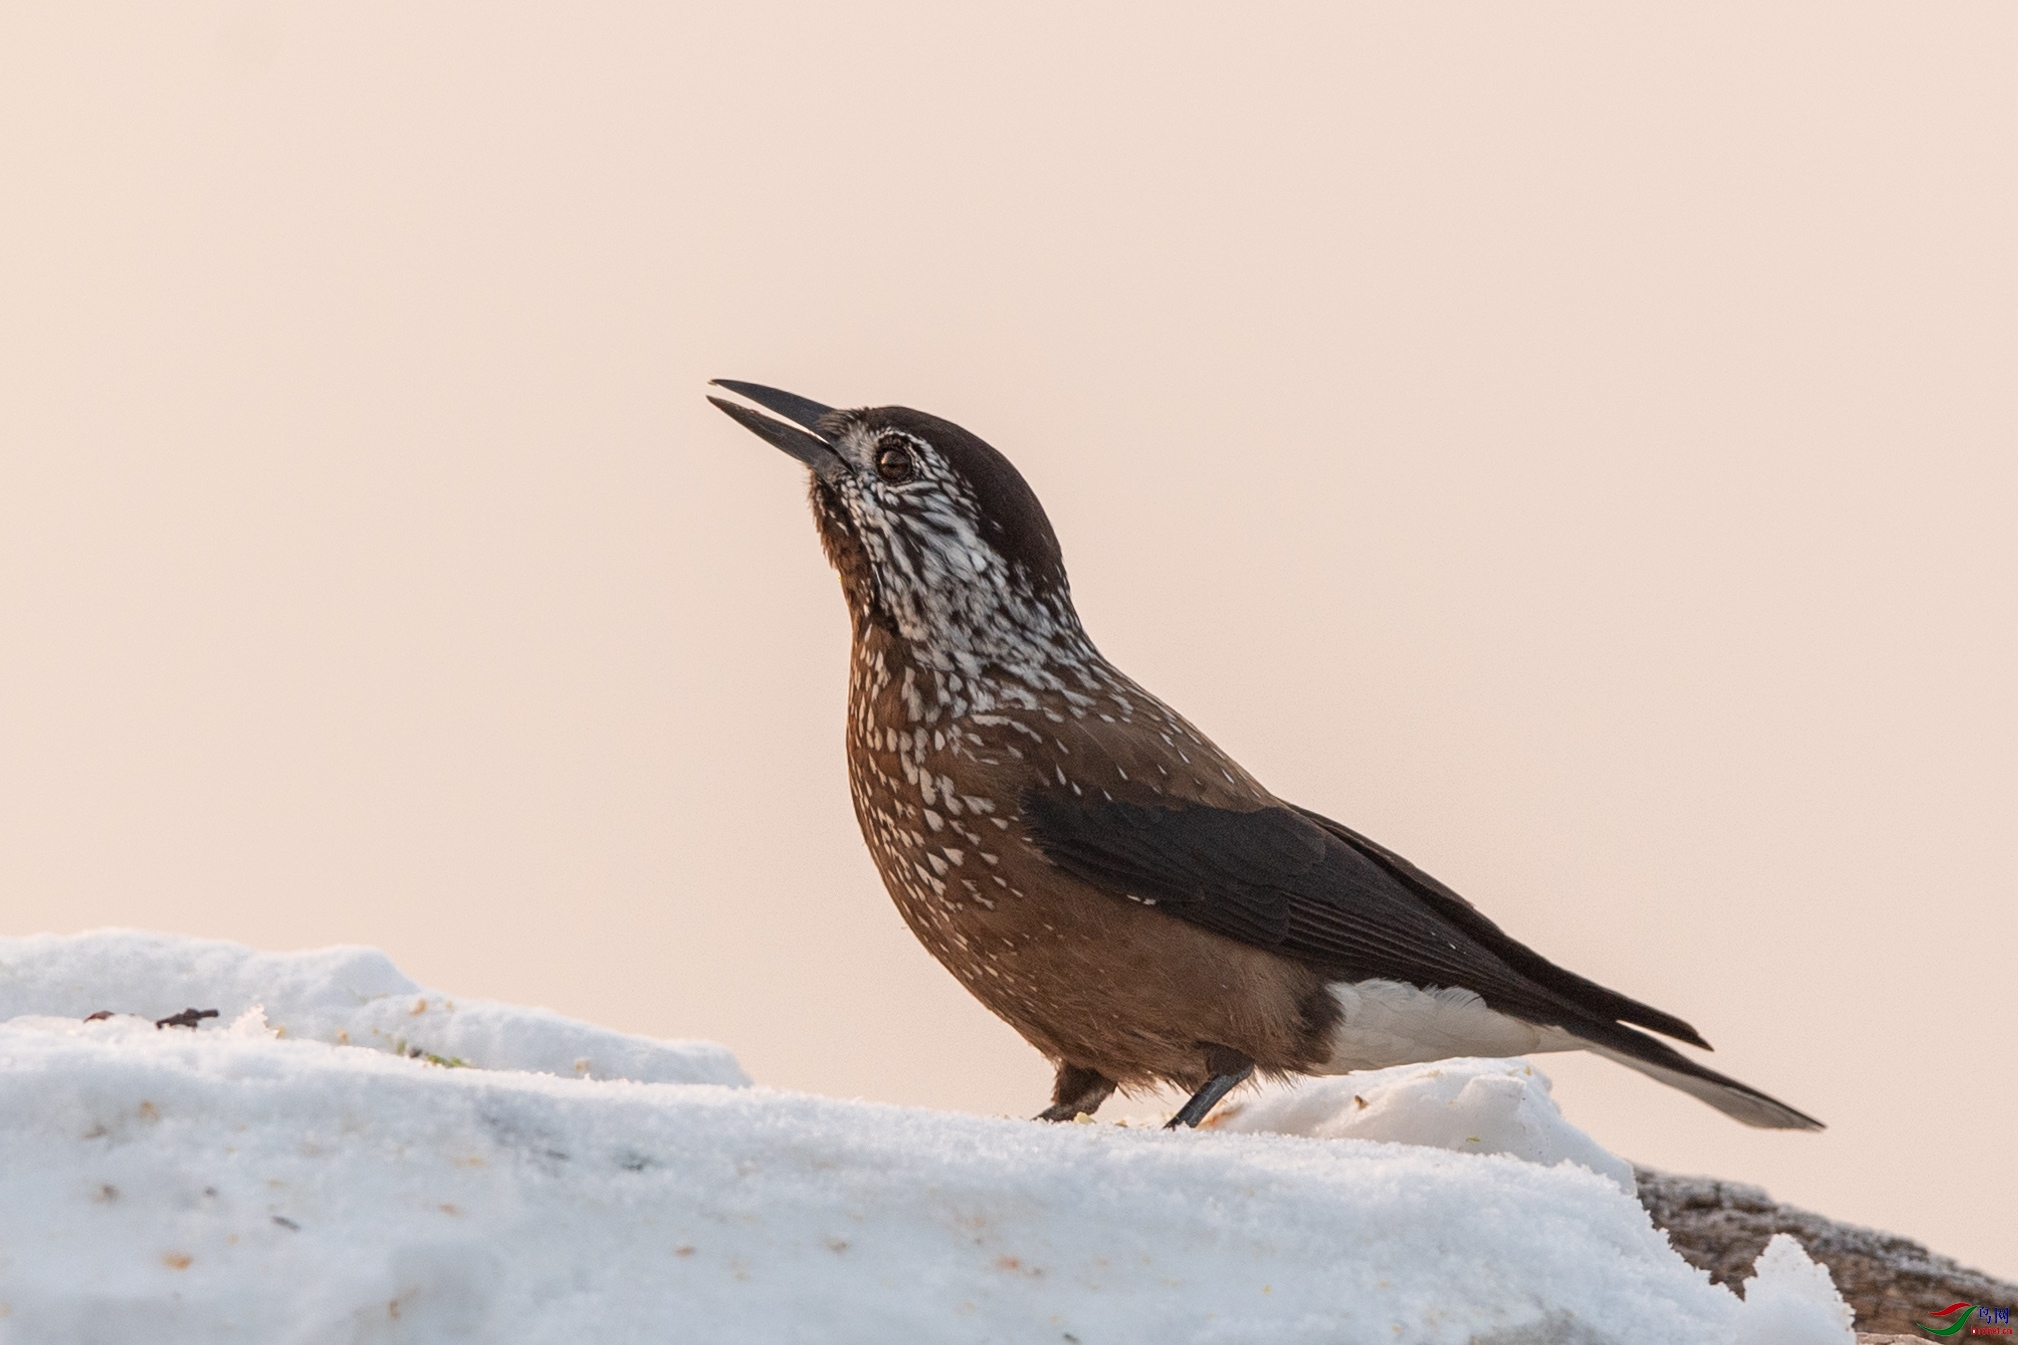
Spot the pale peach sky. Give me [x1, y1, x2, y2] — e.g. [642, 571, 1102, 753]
[2, 2, 2013, 1275]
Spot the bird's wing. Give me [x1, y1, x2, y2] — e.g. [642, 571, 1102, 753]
[1286, 805, 1709, 1048]
[1022, 794, 1559, 1019]
[1019, 790, 1823, 1129]
[1010, 687, 1707, 1047]
[1020, 791, 1704, 1044]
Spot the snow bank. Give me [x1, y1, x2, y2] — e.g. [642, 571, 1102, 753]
[0, 930, 745, 1086]
[0, 932, 1853, 1344]
[1208, 1058, 1638, 1194]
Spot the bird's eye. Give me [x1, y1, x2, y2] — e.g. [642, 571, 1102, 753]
[875, 440, 916, 484]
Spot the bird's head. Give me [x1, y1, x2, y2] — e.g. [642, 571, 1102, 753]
[708, 381, 1091, 676]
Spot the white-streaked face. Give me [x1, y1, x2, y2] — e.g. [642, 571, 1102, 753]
[813, 415, 1093, 681]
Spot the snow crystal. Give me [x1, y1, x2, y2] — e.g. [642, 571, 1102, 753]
[1733, 1234, 1859, 1345]
[1209, 1057, 1638, 1193]
[0, 929, 746, 1086]
[0, 932, 1853, 1344]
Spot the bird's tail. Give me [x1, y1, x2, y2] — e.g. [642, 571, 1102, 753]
[1583, 1031, 1823, 1131]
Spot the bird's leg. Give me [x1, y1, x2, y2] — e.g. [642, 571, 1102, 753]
[1035, 1063, 1116, 1122]
[1165, 1044, 1254, 1130]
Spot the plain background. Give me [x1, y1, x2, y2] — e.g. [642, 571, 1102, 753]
[3, 2, 2012, 1276]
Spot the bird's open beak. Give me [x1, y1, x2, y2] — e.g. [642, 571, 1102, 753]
[707, 380, 847, 483]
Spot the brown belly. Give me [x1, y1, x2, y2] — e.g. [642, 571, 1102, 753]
[871, 836, 1336, 1092]
[840, 640, 1334, 1093]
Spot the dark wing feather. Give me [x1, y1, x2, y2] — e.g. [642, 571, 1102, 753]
[1287, 805, 1711, 1049]
[1021, 792, 1704, 1047]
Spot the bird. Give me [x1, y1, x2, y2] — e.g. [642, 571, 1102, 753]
[706, 379, 1823, 1134]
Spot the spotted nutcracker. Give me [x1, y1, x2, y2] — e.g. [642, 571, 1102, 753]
[707, 380, 1822, 1133]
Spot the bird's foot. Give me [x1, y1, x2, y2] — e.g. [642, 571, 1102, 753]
[1036, 1064, 1115, 1123]
[1034, 1103, 1095, 1123]
[1164, 1045, 1254, 1129]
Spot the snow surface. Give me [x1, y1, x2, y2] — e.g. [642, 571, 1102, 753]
[0, 929, 745, 1088]
[1209, 1059, 1639, 1195]
[0, 932, 1854, 1344]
